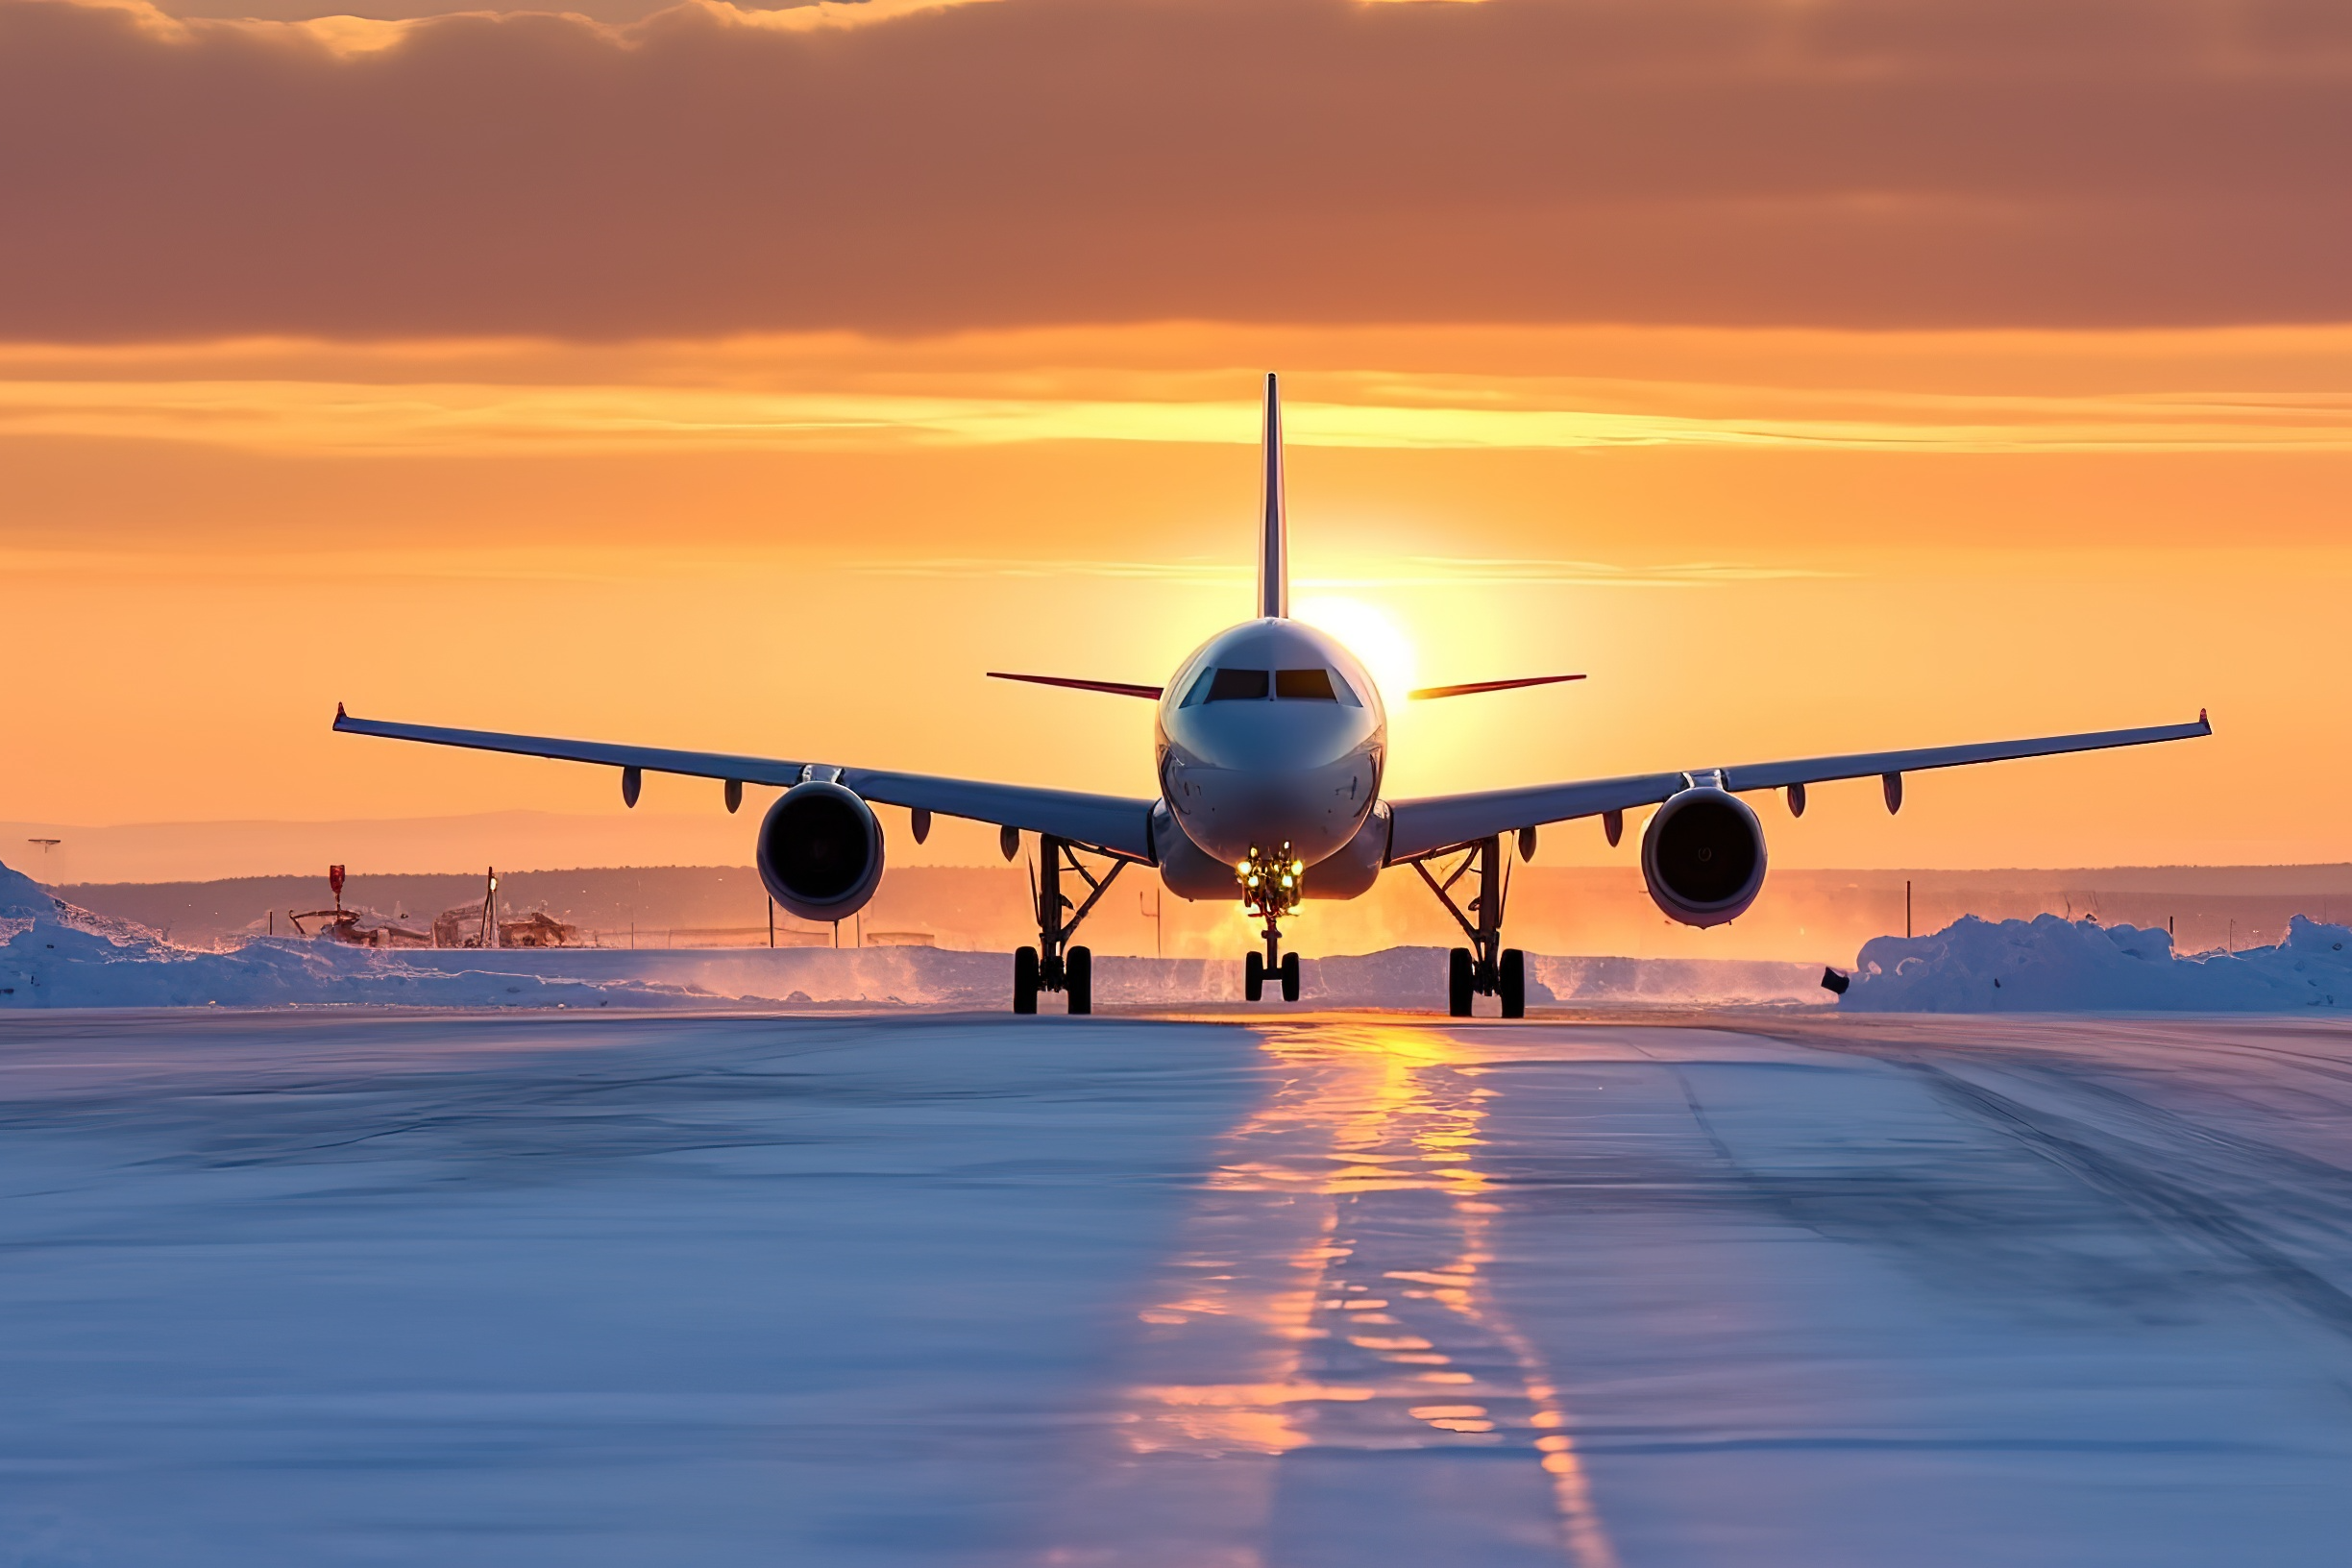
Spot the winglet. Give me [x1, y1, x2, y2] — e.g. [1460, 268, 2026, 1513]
[334, 701, 347, 724]
[2199, 707, 2210, 730]
[1258, 372, 1287, 620]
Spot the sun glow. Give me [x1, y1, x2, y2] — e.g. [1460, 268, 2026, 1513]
[1294, 596, 1416, 711]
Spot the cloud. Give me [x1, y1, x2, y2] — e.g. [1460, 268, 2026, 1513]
[5, 0, 2352, 339]
[10, 341, 2352, 454]
[850, 553, 1850, 588]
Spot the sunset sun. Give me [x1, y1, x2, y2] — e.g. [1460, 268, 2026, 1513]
[1293, 594, 1416, 709]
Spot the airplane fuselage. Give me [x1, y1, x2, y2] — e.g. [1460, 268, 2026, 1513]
[1155, 618, 1386, 875]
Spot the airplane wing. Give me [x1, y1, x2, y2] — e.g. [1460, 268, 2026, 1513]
[1383, 711, 2213, 864]
[1407, 674, 1584, 700]
[332, 708, 1159, 860]
[986, 672, 1164, 699]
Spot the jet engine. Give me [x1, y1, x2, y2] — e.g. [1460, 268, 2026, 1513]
[1639, 783, 1767, 928]
[757, 780, 885, 922]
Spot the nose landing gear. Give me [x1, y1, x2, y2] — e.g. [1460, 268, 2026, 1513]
[1238, 843, 1306, 1004]
[1244, 943, 1302, 1003]
[1012, 834, 1128, 1015]
[1413, 833, 1528, 1018]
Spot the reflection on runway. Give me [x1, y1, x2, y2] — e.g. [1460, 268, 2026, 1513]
[1118, 1024, 1618, 1568]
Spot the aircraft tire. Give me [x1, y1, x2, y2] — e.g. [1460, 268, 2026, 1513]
[1245, 951, 1265, 1002]
[1066, 945, 1092, 1015]
[1447, 947, 1475, 1017]
[1280, 951, 1301, 1003]
[1499, 948, 1526, 1018]
[1014, 945, 1041, 1015]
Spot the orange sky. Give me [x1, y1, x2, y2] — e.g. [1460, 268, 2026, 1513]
[6, 0, 2350, 875]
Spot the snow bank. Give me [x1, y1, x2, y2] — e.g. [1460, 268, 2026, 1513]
[1841, 913, 2352, 1013]
[0, 859, 728, 1011]
[0, 857, 1826, 1013]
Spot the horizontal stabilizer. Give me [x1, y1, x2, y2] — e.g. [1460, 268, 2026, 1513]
[987, 672, 1164, 699]
[1408, 674, 1586, 700]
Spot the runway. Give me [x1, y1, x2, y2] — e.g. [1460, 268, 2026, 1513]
[0, 1009, 2348, 1565]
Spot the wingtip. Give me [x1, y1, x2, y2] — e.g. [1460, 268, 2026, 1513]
[2199, 706, 2211, 731]
[334, 701, 346, 724]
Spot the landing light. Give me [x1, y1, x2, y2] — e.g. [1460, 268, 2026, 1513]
[1236, 840, 1306, 921]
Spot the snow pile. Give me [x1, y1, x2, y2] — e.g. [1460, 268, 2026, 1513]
[0, 858, 159, 946]
[0, 858, 730, 1011]
[0, 856, 1843, 1014]
[1841, 913, 2352, 1013]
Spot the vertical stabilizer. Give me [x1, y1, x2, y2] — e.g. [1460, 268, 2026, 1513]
[1257, 373, 1288, 619]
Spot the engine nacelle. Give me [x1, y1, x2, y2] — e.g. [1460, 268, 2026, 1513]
[757, 780, 885, 923]
[1640, 784, 1767, 927]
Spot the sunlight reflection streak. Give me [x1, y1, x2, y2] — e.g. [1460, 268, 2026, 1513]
[1118, 1023, 1620, 1568]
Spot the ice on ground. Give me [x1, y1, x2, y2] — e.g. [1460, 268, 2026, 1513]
[0, 1011, 1262, 1566]
[1843, 911, 2352, 1012]
[3, 1010, 2351, 1564]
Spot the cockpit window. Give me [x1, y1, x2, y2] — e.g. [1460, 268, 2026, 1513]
[1274, 668, 1336, 701]
[1183, 665, 1359, 705]
[1205, 668, 1271, 701]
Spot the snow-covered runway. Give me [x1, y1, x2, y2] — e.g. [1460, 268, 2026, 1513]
[1, 1010, 2348, 1565]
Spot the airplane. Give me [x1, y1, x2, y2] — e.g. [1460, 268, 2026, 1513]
[334, 374, 2213, 1017]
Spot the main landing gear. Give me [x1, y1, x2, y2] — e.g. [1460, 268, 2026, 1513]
[1238, 843, 1305, 1003]
[1012, 834, 1129, 1015]
[1411, 833, 1528, 1018]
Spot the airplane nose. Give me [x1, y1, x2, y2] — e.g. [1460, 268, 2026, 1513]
[1169, 758, 1372, 867]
